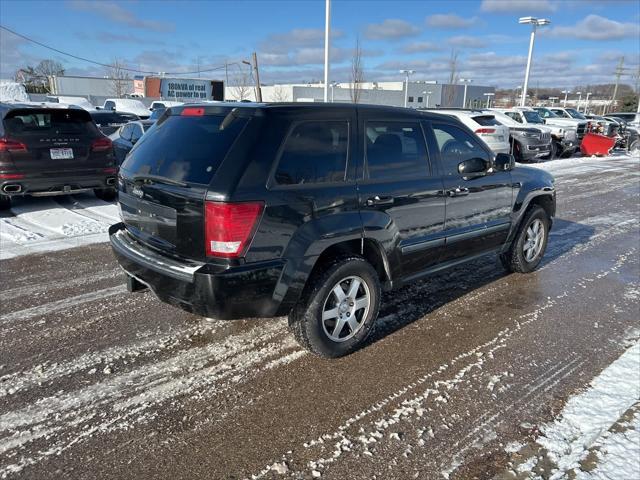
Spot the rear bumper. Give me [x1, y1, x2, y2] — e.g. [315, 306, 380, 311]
[0, 172, 116, 197]
[109, 223, 286, 320]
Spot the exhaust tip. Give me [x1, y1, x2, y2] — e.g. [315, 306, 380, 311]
[106, 177, 116, 186]
[2, 184, 22, 194]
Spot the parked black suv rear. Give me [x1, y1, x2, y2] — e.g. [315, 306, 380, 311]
[110, 103, 555, 357]
[0, 104, 117, 209]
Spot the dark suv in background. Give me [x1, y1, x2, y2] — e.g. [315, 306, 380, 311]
[0, 103, 118, 209]
[110, 103, 555, 357]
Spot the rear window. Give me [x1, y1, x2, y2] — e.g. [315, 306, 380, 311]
[120, 113, 248, 185]
[472, 115, 500, 126]
[4, 109, 97, 136]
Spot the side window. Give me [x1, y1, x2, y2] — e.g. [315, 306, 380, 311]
[130, 124, 143, 143]
[273, 121, 348, 186]
[408, 96, 414, 103]
[505, 112, 522, 123]
[431, 123, 490, 176]
[105, 101, 115, 110]
[120, 124, 133, 141]
[365, 121, 430, 180]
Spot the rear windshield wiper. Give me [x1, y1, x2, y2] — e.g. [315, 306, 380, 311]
[132, 174, 189, 188]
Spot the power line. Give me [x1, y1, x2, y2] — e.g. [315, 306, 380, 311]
[1, 25, 235, 76]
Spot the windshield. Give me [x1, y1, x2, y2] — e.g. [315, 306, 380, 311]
[536, 108, 559, 119]
[566, 108, 586, 120]
[523, 111, 544, 124]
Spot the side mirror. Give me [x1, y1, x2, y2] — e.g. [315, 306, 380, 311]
[458, 157, 489, 178]
[494, 153, 515, 171]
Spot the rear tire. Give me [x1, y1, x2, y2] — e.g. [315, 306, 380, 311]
[0, 194, 10, 210]
[500, 206, 550, 274]
[94, 188, 117, 202]
[289, 255, 381, 358]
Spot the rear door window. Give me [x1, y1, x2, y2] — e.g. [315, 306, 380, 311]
[273, 121, 348, 185]
[431, 123, 490, 176]
[365, 121, 430, 180]
[4, 109, 97, 136]
[120, 113, 248, 185]
[472, 115, 500, 126]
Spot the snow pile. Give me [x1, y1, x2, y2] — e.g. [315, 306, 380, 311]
[0, 82, 29, 102]
[529, 342, 640, 479]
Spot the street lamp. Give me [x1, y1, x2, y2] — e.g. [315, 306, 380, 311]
[484, 92, 495, 108]
[460, 78, 472, 108]
[330, 81, 338, 102]
[585, 92, 592, 113]
[323, 0, 331, 102]
[519, 17, 551, 107]
[576, 91, 582, 111]
[549, 96, 558, 107]
[562, 89, 570, 107]
[400, 69, 415, 108]
[422, 90, 432, 108]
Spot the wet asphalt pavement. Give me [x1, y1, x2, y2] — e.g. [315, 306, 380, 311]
[1, 155, 638, 480]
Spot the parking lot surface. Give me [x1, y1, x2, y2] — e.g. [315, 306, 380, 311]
[1, 154, 639, 479]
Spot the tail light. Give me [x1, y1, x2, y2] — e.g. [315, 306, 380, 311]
[0, 173, 24, 179]
[204, 201, 264, 258]
[0, 138, 27, 152]
[475, 128, 496, 134]
[91, 137, 112, 152]
[103, 167, 118, 174]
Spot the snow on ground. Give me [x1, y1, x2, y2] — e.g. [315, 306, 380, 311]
[509, 338, 640, 479]
[0, 194, 119, 259]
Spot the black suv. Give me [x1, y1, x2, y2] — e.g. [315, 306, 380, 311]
[0, 104, 118, 209]
[110, 103, 555, 357]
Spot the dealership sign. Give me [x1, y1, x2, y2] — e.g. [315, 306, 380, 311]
[160, 79, 212, 100]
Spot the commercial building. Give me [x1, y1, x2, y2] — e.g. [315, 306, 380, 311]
[48, 75, 134, 97]
[225, 81, 496, 108]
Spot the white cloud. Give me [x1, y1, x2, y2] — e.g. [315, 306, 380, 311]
[259, 28, 343, 54]
[480, 0, 556, 13]
[448, 35, 487, 49]
[364, 19, 420, 40]
[401, 41, 442, 53]
[425, 14, 478, 29]
[67, 0, 174, 32]
[548, 15, 640, 41]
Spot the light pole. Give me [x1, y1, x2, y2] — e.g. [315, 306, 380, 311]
[548, 96, 558, 107]
[460, 78, 472, 108]
[584, 92, 592, 113]
[519, 17, 551, 107]
[330, 81, 338, 102]
[484, 92, 495, 108]
[400, 69, 415, 108]
[576, 91, 582, 111]
[323, 0, 331, 102]
[562, 89, 570, 107]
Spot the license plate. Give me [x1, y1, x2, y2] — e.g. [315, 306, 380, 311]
[50, 148, 74, 160]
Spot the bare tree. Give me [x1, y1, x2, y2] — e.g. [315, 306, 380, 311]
[271, 85, 289, 102]
[445, 49, 459, 107]
[107, 59, 131, 98]
[349, 37, 365, 104]
[15, 59, 65, 93]
[229, 66, 252, 101]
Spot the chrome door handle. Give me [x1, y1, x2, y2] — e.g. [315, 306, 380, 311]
[366, 195, 394, 206]
[447, 187, 470, 197]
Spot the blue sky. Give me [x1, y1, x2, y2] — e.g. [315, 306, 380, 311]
[1, 0, 639, 89]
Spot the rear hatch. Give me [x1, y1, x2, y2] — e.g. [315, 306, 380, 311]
[470, 115, 510, 150]
[1, 108, 113, 177]
[118, 105, 252, 261]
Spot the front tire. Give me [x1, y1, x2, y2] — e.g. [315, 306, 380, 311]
[501, 206, 550, 273]
[0, 194, 10, 210]
[94, 188, 117, 202]
[289, 255, 381, 358]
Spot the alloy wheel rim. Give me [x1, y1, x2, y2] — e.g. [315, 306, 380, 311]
[523, 219, 545, 263]
[321, 275, 370, 343]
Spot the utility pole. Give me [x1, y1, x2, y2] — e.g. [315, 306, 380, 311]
[608, 56, 624, 114]
[323, 0, 331, 102]
[252, 52, 262, 102]
[224, 61, 229, 100]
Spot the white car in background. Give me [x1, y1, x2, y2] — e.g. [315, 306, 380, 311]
[434, 109, 511, 154]
[100, 98, 150, 119]
[45, 95, 96, 111]
[149, 100, 183, 111]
